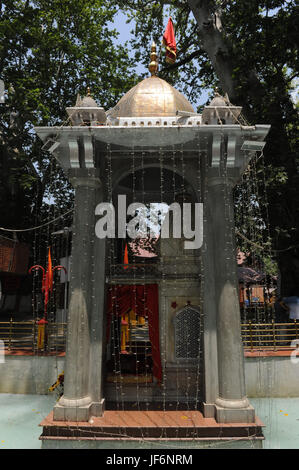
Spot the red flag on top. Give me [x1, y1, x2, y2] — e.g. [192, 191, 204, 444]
[123, 243, 129, 269]
[162, 17, 177, 64]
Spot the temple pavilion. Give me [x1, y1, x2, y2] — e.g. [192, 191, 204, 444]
[36, 43, 270, 447]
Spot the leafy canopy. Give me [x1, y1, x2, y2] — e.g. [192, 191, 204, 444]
[0, 0, 138, 235]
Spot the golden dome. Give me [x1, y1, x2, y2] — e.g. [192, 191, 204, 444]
[109, 75, 195, 118]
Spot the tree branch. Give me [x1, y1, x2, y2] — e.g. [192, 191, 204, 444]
[162, 49, 202, 72]
[287, 72, 299, 83]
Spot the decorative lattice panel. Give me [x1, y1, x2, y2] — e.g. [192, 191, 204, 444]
[175, 306, 200, 359]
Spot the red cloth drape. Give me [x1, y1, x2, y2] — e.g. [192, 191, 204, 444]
[106, 284, 162, 384]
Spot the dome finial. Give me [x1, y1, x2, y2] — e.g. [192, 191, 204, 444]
[87, 87, 91, 97]
[148, 41, 158, 76]
[214, 86, 220, 97]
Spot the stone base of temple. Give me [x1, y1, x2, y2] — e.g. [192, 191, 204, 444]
[53, 398, 105, 421]
[202, 401, 256, 423]
[202, 402, 216, 418]
[215, 404, 256, 424]
[39, 409, 264, 449]
[40, 438, 264, 449]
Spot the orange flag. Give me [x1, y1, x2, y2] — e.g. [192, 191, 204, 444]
[29, 247, 66, 321]
[123, 243, 129, 269]
[47, 247, 53, 291]
[162, 17, 177, 64]
[42, 247, 53, 312]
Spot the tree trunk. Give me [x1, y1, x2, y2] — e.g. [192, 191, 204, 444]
[187, 0, 266, 105]
[187, 0, 237, 98]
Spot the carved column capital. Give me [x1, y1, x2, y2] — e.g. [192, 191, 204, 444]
[68, 168, 101, 189]
[206, 175, 235, 189]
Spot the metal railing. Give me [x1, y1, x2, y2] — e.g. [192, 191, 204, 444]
[1, 318, 298, 354]
[241, 320, 299, 351]
[0, 319, 67, 353]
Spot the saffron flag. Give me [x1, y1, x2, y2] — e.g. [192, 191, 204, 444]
[123, 243, 129, 269]
[29, 248, 67, 321]
[42, 247, 53, 313]
[47, 246, 53, 292]
[162, 17, 177, 64]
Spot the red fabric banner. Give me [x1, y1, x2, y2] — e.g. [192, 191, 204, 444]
[106, 284, 162, 383]
[162, 17, 177, 64]
[42, 247, 53, 312]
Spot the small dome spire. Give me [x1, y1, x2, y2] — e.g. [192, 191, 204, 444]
[78, 87, 98, 108]
[202, 87, 242, 125]
[209, 88, 228, 107]
[66, 87, 106, 125]
[148, 41, 158, 76]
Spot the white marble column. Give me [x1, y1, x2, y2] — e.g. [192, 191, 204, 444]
[207, 175, 255, 423]
[54, 168, 104, 421]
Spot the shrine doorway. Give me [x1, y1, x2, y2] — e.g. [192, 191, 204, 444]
[105, 284, 161, 388]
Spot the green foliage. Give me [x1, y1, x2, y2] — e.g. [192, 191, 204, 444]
[263, 255, 278, 277]
[0, 0, 138, 239]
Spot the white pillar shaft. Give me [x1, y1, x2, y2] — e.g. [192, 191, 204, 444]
[54, 169, 104, 421]
[208, 177, 247, 405]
